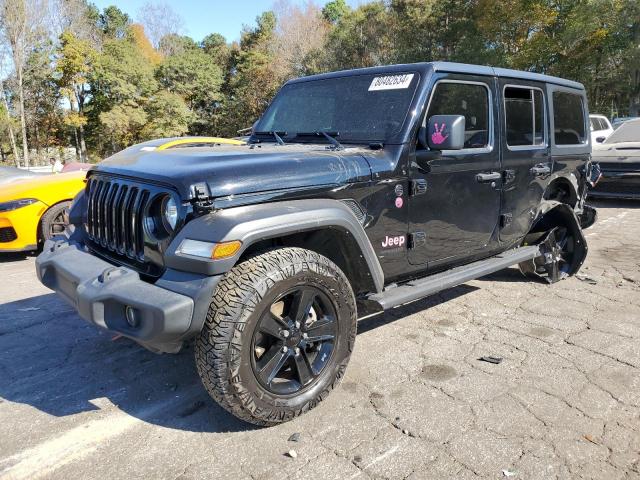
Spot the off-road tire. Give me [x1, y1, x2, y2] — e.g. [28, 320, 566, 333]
[40, 201, 71, 242]
[195, 247, 357, 426]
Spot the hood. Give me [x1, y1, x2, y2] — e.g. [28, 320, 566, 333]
[592, 142, 640, 163]
[94, 143, 373, 200]
[0, 171, 86, 205]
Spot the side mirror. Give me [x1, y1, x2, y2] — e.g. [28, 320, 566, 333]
[596, 136, 606, 143]
[426, 115, 466, 150]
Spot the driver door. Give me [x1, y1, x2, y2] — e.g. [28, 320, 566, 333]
[408, 75, 502, 268]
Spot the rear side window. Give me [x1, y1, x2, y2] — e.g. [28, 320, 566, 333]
[426, 82, 490, 149]
[553, 92, 586, 145]
[591, 117, 606, 130]
[504, 87, 545, 147]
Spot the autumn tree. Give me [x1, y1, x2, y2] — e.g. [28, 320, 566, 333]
[56, 30, 96, 160]
[272, 1, 329, 78]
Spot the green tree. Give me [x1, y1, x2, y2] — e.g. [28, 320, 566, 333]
[322, 0, 350, 24]
[156, 46, 223, 133]
[141, 90, 194, 138]
[99, 103, 147, 148]
[98, 5, 131, 39]
[202, 33, 230, 65]
[322, 2, 393, 69]
[89, 30, 158, 153]
[157, 34, 198, 57]
[24, 42, 62, 158]
[219, 12, 281, 135]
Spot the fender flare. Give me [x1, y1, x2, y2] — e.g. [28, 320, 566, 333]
[164, 199, 385, 293]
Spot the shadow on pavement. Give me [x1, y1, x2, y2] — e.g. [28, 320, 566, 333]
[0, 251, 37, 263]
[0, 293, 253, 434]
[0, 284, 482, 433]
[357, 284, 478, 334]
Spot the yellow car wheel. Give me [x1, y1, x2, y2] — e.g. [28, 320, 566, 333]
[39, 201, 71, 242]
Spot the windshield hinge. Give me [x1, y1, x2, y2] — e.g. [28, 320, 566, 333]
[191, 182, 215, 213]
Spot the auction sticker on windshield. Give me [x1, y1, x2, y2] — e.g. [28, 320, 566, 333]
[369, 74, 415, 91]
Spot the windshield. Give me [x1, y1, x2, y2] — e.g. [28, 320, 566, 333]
[254, 72, 419, 143]
[605, 119, 640, 144]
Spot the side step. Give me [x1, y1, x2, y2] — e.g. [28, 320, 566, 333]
[368, 246, 541, 310]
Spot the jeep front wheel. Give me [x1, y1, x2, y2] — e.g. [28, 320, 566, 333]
[195, 247, 357, 426]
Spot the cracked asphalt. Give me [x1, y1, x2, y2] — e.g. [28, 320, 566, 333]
[0, 199, 639, 480]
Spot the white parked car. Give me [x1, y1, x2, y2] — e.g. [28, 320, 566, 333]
[589, 114, 614, 143]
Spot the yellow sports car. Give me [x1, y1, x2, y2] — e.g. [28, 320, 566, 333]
[0, 171, 87, 252]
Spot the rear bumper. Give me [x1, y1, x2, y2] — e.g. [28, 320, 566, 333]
[36, 239, 221, 353]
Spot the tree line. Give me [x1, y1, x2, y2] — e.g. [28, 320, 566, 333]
[0, 0, 638, 166]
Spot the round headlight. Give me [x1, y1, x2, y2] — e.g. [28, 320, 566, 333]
[163, 196, 178, 231]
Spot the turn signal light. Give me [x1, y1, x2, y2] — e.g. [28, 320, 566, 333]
[212, 240, 242, 259]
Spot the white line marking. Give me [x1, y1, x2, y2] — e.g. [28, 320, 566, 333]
[0, 390, 200, 480]
[349, 445, 400, 479]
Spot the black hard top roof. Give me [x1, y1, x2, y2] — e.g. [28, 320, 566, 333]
[287, 61, 584, 91]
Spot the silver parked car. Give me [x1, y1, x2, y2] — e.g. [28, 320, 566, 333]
[590, 118, 640, 199]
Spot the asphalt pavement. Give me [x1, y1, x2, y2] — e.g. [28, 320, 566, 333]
[0, 199, 638, 480]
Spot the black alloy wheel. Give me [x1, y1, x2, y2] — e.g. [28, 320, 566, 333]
[251, 286, 338, 395]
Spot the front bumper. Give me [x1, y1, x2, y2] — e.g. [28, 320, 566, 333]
[36, 239, 221, 353]
[0, 201, 47, 252]
[588, 170, 640, 200]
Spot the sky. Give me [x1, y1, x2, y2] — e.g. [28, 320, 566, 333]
[92, 0, 366, 43]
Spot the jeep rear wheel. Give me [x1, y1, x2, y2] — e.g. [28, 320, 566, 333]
[195, 247, 357, 426]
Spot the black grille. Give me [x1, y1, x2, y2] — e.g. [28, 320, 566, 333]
[0, 227, 17, 243]
[86, 176, 151, 261]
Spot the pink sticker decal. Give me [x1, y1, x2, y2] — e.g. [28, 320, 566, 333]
[431, 123, 449, 145]
[395, 197, 403, 208]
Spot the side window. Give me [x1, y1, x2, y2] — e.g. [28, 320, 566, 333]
[426, 82, 490, 149]
[504, 86, 545, 147]
[553, 91, 586, 145]
[592, 118, 604, 131]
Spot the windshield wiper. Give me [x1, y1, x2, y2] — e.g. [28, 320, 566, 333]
[296, 131, 344, 150]
[252, 130, 286, 146]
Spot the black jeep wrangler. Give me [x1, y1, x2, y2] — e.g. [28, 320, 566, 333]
[37, 62, 597, 426]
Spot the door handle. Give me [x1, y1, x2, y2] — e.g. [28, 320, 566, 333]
[530, 164, 551, 176]
[476, 172, 501, 183]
